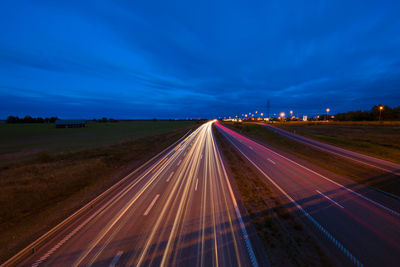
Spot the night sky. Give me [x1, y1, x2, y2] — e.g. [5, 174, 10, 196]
[1, 0, 399, 119]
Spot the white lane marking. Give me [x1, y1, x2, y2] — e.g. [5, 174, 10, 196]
[177, 159, 182, 166]
[143, 194, 160, 216]
[269, 125, 398, 174]
[195, 178, 199, 191]
[225, 136, 363, 266]
[109, 251, 123, 267]
[167, 171, 174, 182]
[267, 158, 276, 165]
[232, 129, 399, 217]
[316, 190, 344, 209]
[214, 138, 260, 267]
[249, 146, 253, 150]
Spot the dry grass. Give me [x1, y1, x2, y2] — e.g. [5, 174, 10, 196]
[0, 125, 196, 263]
[269, 121, 400, 163]
[213, 125, 332, 266]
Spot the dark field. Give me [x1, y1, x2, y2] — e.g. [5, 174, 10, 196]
[0, 121, 196, 160]
[273, 121, 400, 164]
[223, 122, 400, 197]
[0, 121, 196, 262]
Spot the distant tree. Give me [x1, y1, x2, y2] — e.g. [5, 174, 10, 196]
[102, 117, 108, 122]
[23, 115, 33, 123]
[49, 117, 58, 123]
[6, 115, 58, 123]
[394, 106, 400, 120]
[333, 105, 400, 121]
[6, 115, 18, 123]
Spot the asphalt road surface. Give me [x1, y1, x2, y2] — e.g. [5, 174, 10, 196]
[260, 123, 400, 176]
[8, 121, 261, 267]
[216, 122, 400, 267]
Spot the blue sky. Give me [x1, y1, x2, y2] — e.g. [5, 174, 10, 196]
[1, 0, 399, 119]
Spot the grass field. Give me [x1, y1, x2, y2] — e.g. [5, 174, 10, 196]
[0, 121, 196, 262]
[269, 121, 400, 163]
[223, 122, 400, 197]
[0, 121, 196, 159]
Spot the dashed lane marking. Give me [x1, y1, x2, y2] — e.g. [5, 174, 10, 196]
[316, 190, 344, 209]
[167, 172, 174, 182]
[143, 194, 160, 216]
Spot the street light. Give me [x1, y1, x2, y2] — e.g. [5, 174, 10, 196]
[280, 112, 285, 119]
[326, 108, 330, 121]
[379, 105, 383, 121]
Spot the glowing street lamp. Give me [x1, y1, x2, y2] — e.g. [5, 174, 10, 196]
[379, 105, 383, 121]
[326, 108, 330, 121]
[290, 110, 293, 116]
[260, 113, 264, 117]
[280, 112, 285, 119]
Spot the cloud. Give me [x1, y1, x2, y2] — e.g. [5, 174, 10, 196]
[0, 0, 399, 118]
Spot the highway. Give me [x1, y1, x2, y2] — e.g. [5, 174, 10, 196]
[7, 121, 262, 267]
[259, 123, 400, 176]
[216, 122, 400, 266]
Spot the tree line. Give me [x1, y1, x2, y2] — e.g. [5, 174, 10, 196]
[334, 105, 400, 121]
[5, 116, 119, 123]
[6, 115, 59, 123]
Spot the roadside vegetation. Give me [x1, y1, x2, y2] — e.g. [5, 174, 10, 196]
[0, 121, 196, 262]
[270, 121, 400, 164]
[223, 122, 400, 197]
[213, 126, 332, 266]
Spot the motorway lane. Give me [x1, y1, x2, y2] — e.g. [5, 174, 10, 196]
[14, 121, 259, 267]
[216, 122, 400, 266]
[260, 124, 400, 176]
